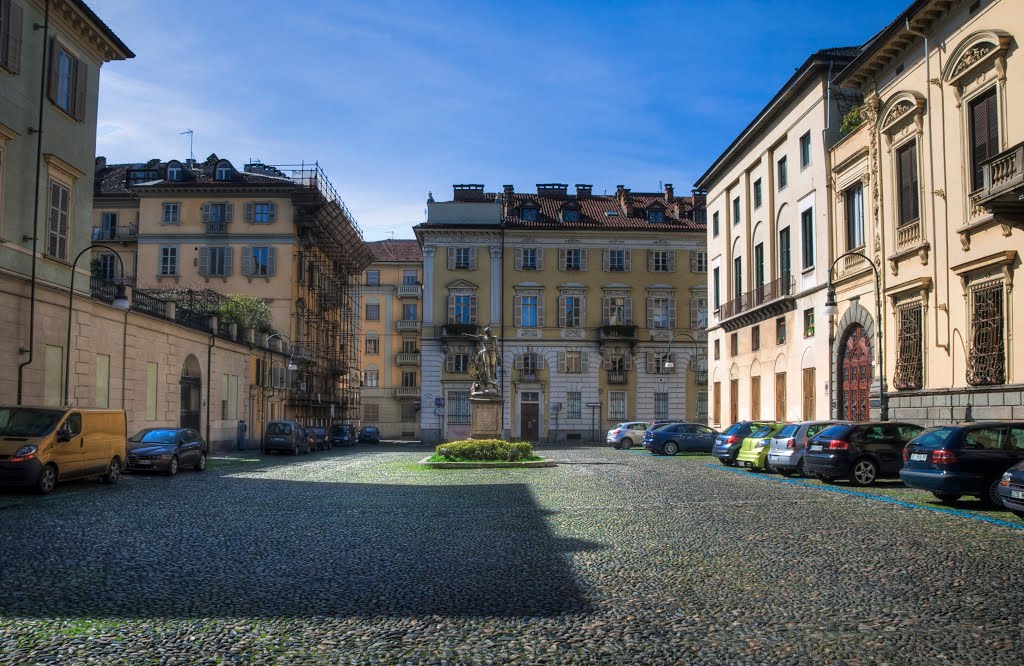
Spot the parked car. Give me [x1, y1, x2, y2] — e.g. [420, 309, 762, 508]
[0, 406, 126, 494]
[999, 459, 1024, 519]
[307, 426, 328, 452]
[127, 427, 208, 475]
[901, 422, 1024, 507]
[358, 426, 380, 443]
[263, 420, 310, 455]
[607, 422, 650, 449]
[329, 423, 356, 447]
[768, 421, 845, 477]
[735, 422, 787, 470]
[712, 421, 772, 466]
[804, 421, 925, 486]
[644, 423, 718, 455]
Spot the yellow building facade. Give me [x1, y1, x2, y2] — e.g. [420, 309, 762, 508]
[415, 184, 707, 444]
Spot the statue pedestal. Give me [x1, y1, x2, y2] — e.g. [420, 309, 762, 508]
[470, 395, 502, 440]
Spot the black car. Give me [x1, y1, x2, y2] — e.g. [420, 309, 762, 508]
[329, 423, 356, 447]
[263, 420, 311, 455]
[307, 427, 328, 452]
[804, 421, 924, 486]
[644, 423, 718, 455]
[712, 421, 771, 466]
[901, 422, 1024, 507]
[358, 426, 380, 443]
[999, 459, 1024, 519]
[127, 428, 208, 475]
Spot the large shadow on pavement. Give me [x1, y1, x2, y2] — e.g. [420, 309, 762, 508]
[0, 475, 601, 619]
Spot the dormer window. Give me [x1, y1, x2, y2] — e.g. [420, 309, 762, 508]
[648, 208, 665, 223]
[215, 161, 233, 181]
[166, 161, 182, 181]
[520, 206, 538, 222]
[562, 207, 579, 223]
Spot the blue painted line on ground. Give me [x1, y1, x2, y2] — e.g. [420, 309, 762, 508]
[705, 462, 1024, 531]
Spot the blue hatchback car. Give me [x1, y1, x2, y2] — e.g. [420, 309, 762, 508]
[644, 423, 718, 455]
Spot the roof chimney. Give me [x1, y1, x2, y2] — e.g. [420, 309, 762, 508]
[575, 184, 592, 197]
[453, 184, 485, 201]
[503, 184, 514, 195]
[95, 156, 107, 171]
[536, 183, 568, 197]
[616, 185, 633, 215]
[664, 183, 674, 202]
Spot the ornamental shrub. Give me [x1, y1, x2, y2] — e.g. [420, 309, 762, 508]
[434, 439, 536, 462]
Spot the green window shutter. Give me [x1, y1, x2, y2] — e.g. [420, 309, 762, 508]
[447, 247, 455, 269]
[447, 295, 455, 323]
[623, 297, 632, 324]
[669, 297, 677, 328]
[558, 294, 566, 327]
[244, 202, 254, 223]
[73, 59, 87, 120]
[602, 250, 610, 272]
[646, 298, 655, 329]
[268, 202, 277, 223]
[198, 247, 209, 276]
[668, 251, 676, 272]
[241, 246, 252, 276]
[469, 247, 477, 270]
[46, 37, 58, 102]
[514, 354, 524, 370]
[647, 250, 655, 272]
[445, 353, 454, 372]
[267, 247, 276, 276]
[4, 2, 23, 74]
[581, 352, 590, 370]
[558, 248, 566, 271]
[469, 295, 477, 324]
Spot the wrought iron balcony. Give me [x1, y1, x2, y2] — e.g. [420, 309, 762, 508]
[91, 226, 138, 241]
[717, 274, 795, 332]
[396, 320, 421, 332]
[443, 323, 480, 338]
[598, 324, 638, 341]
[396, 352, 421, 365]
[397, 284, 421, 298]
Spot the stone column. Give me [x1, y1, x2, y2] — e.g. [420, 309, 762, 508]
[489, 246, 502, 326]
[422, 245, 435, 326]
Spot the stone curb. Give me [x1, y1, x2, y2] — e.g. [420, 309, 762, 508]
[417, 456, 556, 469]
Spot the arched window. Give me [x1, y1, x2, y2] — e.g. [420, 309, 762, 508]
[166, 160, 183, 181]
[215, 161, 233, 181]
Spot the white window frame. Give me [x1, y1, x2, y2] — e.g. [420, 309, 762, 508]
[159, 246, 178, 276]
[161, 202, 180, 225]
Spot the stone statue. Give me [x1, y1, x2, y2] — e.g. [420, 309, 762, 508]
[467, 326, 500, 396]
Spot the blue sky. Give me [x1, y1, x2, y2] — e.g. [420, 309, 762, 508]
[89, 0, 907, 241]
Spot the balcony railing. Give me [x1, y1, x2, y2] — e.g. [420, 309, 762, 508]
[843, 251, 869, 273]
[695, 370, 708, 385]
[397, 284, 421, 298]
[443, 324, 480, 337]
[396, 320, 421, 332]
[396, 352, 421, 365]
[896, 219, 922, 249]
[599, 324, 638, 341]
[394, 387, 419, 398]
[91, 226, 138, 241]
[982, 142, 1023, 199]
[607, 371, 628, 384]
[719, 274, 794, 321]
[205, 222, 228, 234]
[519, 371, 539, 382]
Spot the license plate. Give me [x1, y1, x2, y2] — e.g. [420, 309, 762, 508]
[136, 460, 152, 466]
[739, 461, 751, 468]
[910, 453, 928, 462]
[809, 445, 823, 451]
[769, 455, 782, 461]
[1012, 490, 1024, 500]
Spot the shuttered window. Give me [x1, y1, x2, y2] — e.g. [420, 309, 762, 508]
[602, 295, 631, 325]
[448, 294, 477, 324]
[448, 247, 476, 270]
[243, 246, 276, 277]
[559, 294, 583, 327]
[897, 140, 919, 226]
[514, 294, 543, 328]
[0, 0, 23, 74]
[245, 202, 277, 224]
[46, 179, 69, 261]
[48, 38, 86, 120]
[199, 247, 232, 277]
[647, 296, 675, 329]
[969, 88, 999, 192]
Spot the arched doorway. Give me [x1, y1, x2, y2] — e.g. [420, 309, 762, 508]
[180, 355, 202, 430]
[839, 325, 871, 421]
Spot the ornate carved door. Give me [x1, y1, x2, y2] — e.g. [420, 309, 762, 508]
[840, 325, 871, 421]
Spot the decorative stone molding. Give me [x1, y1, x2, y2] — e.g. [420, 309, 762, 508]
[885, 276, 933, 315]
[878, 92, 926, 138]
[516, 329, 539, 338]
[560, 328, 585, 338]
[421, 245, 436, 257]
[489, 246, 502, 259]
[951, 250, 1017, 297]
[942, 30, 1012, 91]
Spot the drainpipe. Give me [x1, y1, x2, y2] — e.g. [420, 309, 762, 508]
[207, 334, 215, 447]
[822, 58, 836, 418]
[16, 0, 50, 405]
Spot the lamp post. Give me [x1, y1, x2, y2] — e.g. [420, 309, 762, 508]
[64, 244, 130, 406]
[662, 332, 704, 421]
[262, 333, 298, 430]
[822, 251, 887, 421]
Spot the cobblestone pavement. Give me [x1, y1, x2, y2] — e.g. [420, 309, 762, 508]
[1, 445, 1023, 664]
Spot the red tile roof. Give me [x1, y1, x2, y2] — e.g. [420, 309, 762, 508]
[367, 239, 422, 262]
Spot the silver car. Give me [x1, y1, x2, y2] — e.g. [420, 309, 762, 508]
[767, 421, 845, 476]
[606, 422, 650, 450]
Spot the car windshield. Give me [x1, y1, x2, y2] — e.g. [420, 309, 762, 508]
[132, 430, 177, 444]
[817, 424, 851, 439]
[724, 422, 750, 436]
[330, 425, 347, 435]
[266, 422, 292, 436]
[363, 427, 378, 434]
[750, 425, 774, 438]
[0, 408, 65, 437]
[309, 428, 326, 436]
[776, 424, 799, 438]
[910, 427, 958, 449]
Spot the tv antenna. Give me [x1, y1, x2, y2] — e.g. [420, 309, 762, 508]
[180, 129, 194, 160]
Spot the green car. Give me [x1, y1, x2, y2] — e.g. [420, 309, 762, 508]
[735, 422, 787, 470]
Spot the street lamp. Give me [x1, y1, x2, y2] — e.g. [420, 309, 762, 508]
[824, 251, 887, 421]
[265, 332, 299, 371]
[64, 244, 130, 406]
[663, 332, 704, 420]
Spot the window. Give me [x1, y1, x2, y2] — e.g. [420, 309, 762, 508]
[609, 392, 626, 420]
[365, 303, 380, 321]
[448, 390, 470, 424]
[450, 294, 476, 324]
[894, 303, 923, 390]
[402, 303, 417, 321]
[753, 178, 762, 209]
[777, 155, 788, 190]
[98, 212, 117, 240]
[365, 337, 379, 354]
[603, 295, 630, 325]
[1, 0, 23, 74]
[366, 270, 380, 286]
[730, 333, 738, 356]
[752, 325, 760, 352]
[159, 247, 178, 276]
[779, 227, 791, 278]
[647, 296, 675, 329]
[800, 131, 812, 168]
[654, 393, 669, 420]
[649, 352, 672, 375]
[649, 250, 673, 272]
[250, 202, 274, 224]
[563, 351, 583, 374]
[732, 196, 740, 225]
[712, 211, 719, 236]
[690, 297, 707, 328]
[563, 248, 583, 271]
[402, 339, 417, 353]
[713, 267, 720, 310]
[518, 294, 539, 327]
[560, 294, 583, 328]
[896, 140, 919, 226]
[567, 392, 581, 419]
[754, 243, 765, 289]
[363, 369, 379, 387]
[46, 179, 69, 261]
[776, 318, 786, 345]
[455, 247, 473, 269]
[247, 246, 275, 276]
[49, 39, 85, 119]
[402, 371, 417, 388]
[648, 208, 665, 223]
[966, 280, 1005, 386]
[521, 248, 538, 270]
[448, 352, 470, 373]
[691, 251, 707, 273]
[521, 353, 541, 377]
[363, 403, 379, 421]
[215, 163, 232, 180]
[201, 246, 231, 277]
[969, 87, 999, 192]
[166, 165, 182, 181]
[96, 253, 116, 280]
[714, 339, 720, 361]
[161, 202, 180, 225]
[733, 257, 742, 300]
[203, 202, 232, 230]
[403, 270, 418, 285]
[563, 207, 579, 222]
[845, 183, 864, 249]
[803, 309, 815, 338]
[401, 403, 418, 422]
[520, 207, 538, 221]
[801, 208, 814, 269]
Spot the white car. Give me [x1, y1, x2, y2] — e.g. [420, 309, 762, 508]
[606, 422, 650, 450]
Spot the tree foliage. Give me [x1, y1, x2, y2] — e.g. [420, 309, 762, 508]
[217, 295, 273, 332]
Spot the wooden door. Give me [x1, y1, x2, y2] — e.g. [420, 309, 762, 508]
[841, 325, 871, 421]
[520, 403, 539, 441]
[730, 380, 739, 425]
[713, 382, 721, 426]
[750, 376, 761, 420]
[802, 368, 816, 420]
[775, 372, 786, 421]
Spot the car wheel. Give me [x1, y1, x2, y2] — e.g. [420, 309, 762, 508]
[102, 458, 122, 485]
[165, 456, 178, 477]
[620, 438, 632, 450]
[796, 457, 807, 478]
[848, 458, 878, 487]
[722, 458, 737, 467]
[195, 453, 207, 472]
[931, 492, 961, 504]
[36, 464, 57, 495]
[978, 480, 1004, 508]
[663, 441, 679, 456]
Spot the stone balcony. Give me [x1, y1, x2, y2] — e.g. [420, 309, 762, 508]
[396, 320, 422, 332]
[397, 284, 422, 298]
[396, 352, 421, 366]
[716, 274, 795, 332]
[394, 387, 419, 398]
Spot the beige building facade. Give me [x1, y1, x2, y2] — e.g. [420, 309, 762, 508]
[829, 0, 1024, 425]
[415, 183, 707, 445]
[697, 48, 859, 429]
